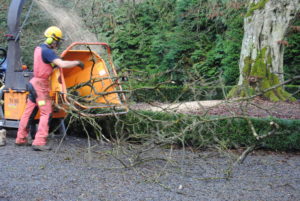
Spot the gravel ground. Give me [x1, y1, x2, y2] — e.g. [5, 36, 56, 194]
[1, 135, 300, 201]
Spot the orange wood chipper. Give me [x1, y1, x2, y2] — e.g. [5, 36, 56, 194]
[0, 0, 128, 135]
[50, 42, 128, 118]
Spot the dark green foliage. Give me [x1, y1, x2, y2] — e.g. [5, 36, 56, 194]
[96, 0, 248, 85]
[284, 20, 300, 85]
[220, 14, 244, 85]
[285, 85, 300, 99]
[0, 1, 9, 47]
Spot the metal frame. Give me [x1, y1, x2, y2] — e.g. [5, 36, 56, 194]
[0, 0, 29, 129]
[59, 42, 128, 117]
[5, 0, 33, 90]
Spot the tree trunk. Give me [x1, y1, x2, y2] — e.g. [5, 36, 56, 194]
[229, 0, 300, 101]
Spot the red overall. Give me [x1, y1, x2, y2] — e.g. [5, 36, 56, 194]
[16, 46, 54, 146]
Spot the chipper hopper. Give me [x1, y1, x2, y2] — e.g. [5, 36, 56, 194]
[50, 42, 128, 118]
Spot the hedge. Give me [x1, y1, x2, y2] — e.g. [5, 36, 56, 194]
[116, 111, 300, 151]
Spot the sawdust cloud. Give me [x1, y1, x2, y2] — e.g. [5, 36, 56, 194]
[33, 0, 98, 44]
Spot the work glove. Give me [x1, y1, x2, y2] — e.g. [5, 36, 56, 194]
[77, 61, 84, 69]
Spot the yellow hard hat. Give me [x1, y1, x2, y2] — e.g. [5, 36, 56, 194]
[44, 26, 63, 41]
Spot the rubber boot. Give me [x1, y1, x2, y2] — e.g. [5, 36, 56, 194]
[32, 145, 52, 151]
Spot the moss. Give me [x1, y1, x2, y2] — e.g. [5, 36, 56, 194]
[230, 47, 296, 102]
[227, 83, 255, 98]
[267, 53, 272, 66]
[244, 84, 256, 96]
[245, 0, 270, 18]
[243, 56, 252, 76]
[227, 85, 239, 98]
[250, 47, 267, 77]
[269, 72, 278, 85]
[276, 87, 297, 101]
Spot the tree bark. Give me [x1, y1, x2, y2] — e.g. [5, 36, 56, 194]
[230, 0, 300, 101]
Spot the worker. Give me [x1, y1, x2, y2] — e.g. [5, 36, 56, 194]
[15, 26, 84, 151]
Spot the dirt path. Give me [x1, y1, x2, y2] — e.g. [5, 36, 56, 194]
[1, 136, 300, 201]
[133, 100, 222, 112]
[132, 99, 300, 119]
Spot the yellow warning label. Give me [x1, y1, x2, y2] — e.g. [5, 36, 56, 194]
[38, 100, 46, 106]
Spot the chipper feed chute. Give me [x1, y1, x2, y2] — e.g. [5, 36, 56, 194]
[51, 42, 128, 117]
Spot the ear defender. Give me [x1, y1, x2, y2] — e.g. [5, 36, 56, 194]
[45, 37, 53, 45]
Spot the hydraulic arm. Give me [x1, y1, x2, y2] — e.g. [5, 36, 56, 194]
[6, 0, 31, 90]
